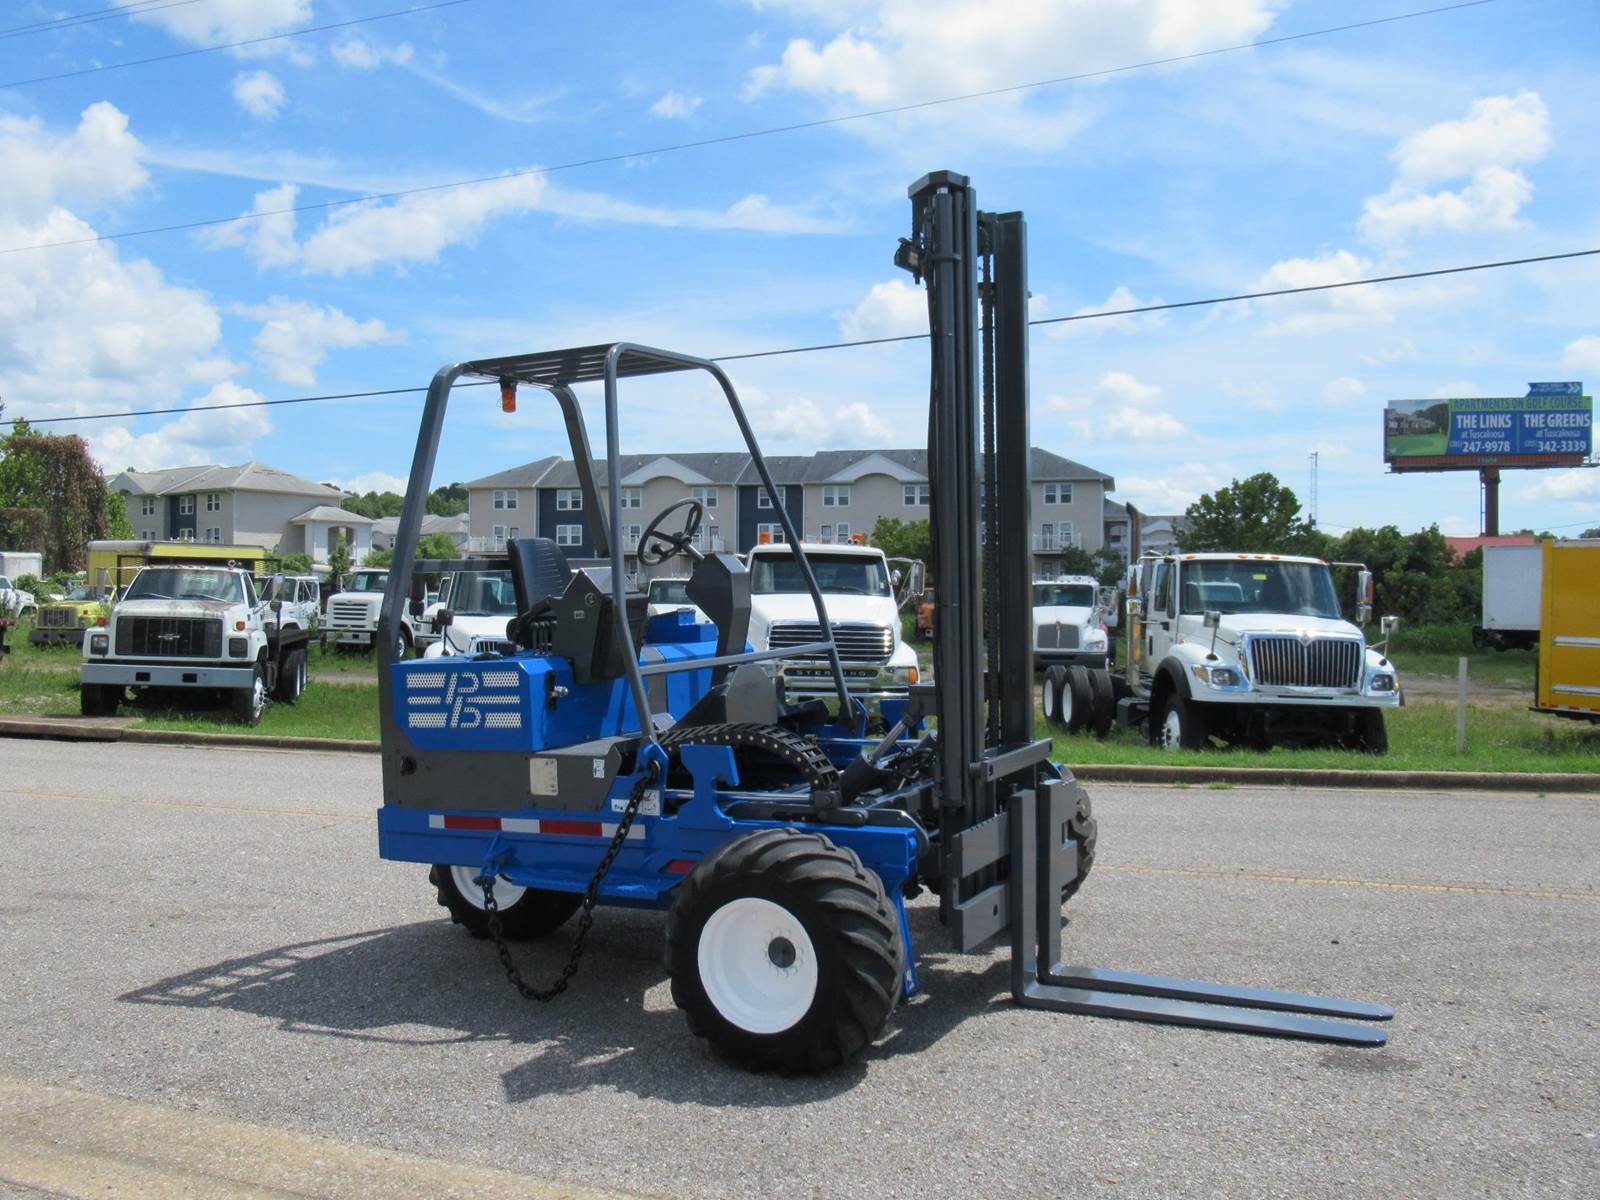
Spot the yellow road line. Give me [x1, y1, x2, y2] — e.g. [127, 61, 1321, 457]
[0, 1074, 656, 1200]
[1100, 863, 1600, 902]
[0, 788, 366, 823]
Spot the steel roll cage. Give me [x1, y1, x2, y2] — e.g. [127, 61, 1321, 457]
[378, 342, 859, 760]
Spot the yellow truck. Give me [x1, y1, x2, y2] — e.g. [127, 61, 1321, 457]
[32, 540, 271, 646]
[1535, 538, 1600, 722]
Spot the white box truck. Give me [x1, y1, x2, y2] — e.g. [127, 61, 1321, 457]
[1473, 543, 1541, 651]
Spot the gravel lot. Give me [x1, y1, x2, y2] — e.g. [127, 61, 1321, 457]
[1, 739, 1596, 1198]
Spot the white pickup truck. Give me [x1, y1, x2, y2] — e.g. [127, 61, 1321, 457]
[745, 542, 920, 705]
[323, 568, 421, 658]
[79, 564, 311, 724]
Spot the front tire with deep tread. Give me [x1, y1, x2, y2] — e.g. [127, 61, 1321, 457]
[666, 828, 902, 1075]
[80, 683, 120, 717]
[1154, 690, 1210, 750]
[1353, 709, 1388, 755]
[1064, 666, 1093, 733]
[1086, 668, 1116, 737]
[230, 664, 266, 726]
[429, 864, 582, 940]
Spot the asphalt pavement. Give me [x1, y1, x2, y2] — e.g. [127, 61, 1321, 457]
[1, 740, 1595, 1199]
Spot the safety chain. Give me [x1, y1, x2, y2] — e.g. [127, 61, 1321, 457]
[478, 761, 657, 1003]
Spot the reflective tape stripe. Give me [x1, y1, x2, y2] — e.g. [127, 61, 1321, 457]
[427, 813, 645, 840]
[1553, 636, 1600, 647]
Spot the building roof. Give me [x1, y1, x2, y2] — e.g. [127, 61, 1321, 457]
[462, 455, 563, 490]
[372, 513, 470, 537]
[112, 461, 342, 500]
[1103, 498, 1129, 519]
[292, 504, 375, 525]
[1444, 534, 1537, 559]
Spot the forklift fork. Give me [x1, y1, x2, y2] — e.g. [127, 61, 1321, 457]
[953, 780, 1393, 1047]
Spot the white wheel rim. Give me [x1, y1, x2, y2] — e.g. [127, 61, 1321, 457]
[698, 896, 818, 1034]
[252, 676, 265, 717]
[1062, 682, 1073, 723]
[451, 864, 526, 910]
[1162, 708, 1182, 748]
[1042, 677, 1056, 718]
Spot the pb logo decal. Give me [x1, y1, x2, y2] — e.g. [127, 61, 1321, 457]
[404, 669, 522, 731]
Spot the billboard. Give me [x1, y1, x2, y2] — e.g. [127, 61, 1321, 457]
[1384, 384, 1591, 472]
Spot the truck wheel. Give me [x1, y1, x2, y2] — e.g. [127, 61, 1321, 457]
[1040, 665, 1069, 729]
[231, 665, 266, 726]
[1062, 783, 1098, 902]
[1155, 692, 1209, 751]
[395, 628, 412, 660]
[666, 828, 902, 1075]
[1064, 666, 1093, 733]
[430, 864, 581, 940]
[273, 648, 307, 703]
[1086, 669, 1116, 738]
[1353, 710, 1388, 755]
[80, 683, 120, 717]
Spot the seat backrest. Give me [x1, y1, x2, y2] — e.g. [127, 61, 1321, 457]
[506, 537, 572, 611]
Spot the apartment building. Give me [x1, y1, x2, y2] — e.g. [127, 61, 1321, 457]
[107, 462, 372, 565]
[465, 447, 1120, 579]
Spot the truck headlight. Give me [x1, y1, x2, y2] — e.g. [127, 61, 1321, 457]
[228, 637, 249, 657]
[89, 633, 109, 655]
[890, 665, 919, 685]
[1083, 628, 1108, 651]
[1368, 673, 1396, 693]
[1191, 663, 1242, 688]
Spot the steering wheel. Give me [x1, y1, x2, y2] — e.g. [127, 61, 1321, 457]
[638, 497, 706, 566]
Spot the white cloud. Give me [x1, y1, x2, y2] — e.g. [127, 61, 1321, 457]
[740, 386, 893, 449]
[232, 70, 285, 118]
[743, 0, 1281, 147]
[1047, 285, 1167, 338]
[1517, 469, 1600, 508]
[0, 102, 147, 223]
[88, 383, 273, 473]
[330, 37, 414, 70]
[1324, 376, 1367, 406]
[1117, 462, 1232, 514]
[1043, 371, 1184, 440]
[114, 0, 312, 44]
[200, 182, 303, 269]
[840, 279, 925, 340]
[1250, 250, 1409, 335]
[1359, 93, 1550, 244]
[1563, 335, 1600, 373]
[338, 471, 408, 495]
[1391, 92, 1551, 187]
[237, 298, 397, 386]
[651, 90, 703, 119]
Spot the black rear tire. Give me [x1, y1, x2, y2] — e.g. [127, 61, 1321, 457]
[273, 647, 307, 703]
[1354, 709, 1388, 755]
[80, 683, 120, 717]
[430, 864, 582, 940]
[666, 828, 903, 1075]
[1064, 666, 1093, 733]
[1086, 668, 1115, 738]
[1040, 665, 1069, 729]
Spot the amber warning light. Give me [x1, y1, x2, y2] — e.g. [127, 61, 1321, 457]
[499, 378, 517, 413]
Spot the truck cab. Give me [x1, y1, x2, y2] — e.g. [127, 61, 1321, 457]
[421, 566, 519, 658]
[324, 568, 419, 657]
[745, 541, 920, 705]
[1128, 552, 1399, 751]
[1032, 575, 1112, 669]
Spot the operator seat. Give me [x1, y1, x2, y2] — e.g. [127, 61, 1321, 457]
[506, 537, 573, 611]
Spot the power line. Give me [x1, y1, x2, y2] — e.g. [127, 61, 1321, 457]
[0, 0, 1495, 256]
[0, 1, 205, 42]
[0, 0, 478, 88]
[12, 244, 1595, 427]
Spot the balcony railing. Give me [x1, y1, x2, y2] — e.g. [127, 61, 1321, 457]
[1031, 530, 1082, 552]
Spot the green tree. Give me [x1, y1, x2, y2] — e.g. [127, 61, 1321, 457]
[341, 490, 405, 519]
[1581, 527, 1600, 539]
[1180, 472, 1328, 555]
[869, 516, 932, 566]
[103, 491, 135, 539]
[1052, 545, 1096, 577]
[417, 532, 461, 559]
[276, 552, 313, 574]
[364, 547, 394, 567]
[427, 483, 468, 517]
[0, 423, 112, 572]
[327, 537, 353, 592]
[1326, 524, 1477, 625]
[1090, 548, 1126, 588]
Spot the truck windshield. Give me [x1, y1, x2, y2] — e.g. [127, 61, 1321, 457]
[1034, 583, 1096, 607]
[1179, 560, 1341, 619]
[751, 552, 892, 597]
[348, 571, 388, 592]
[449, 570, 516, 616]
[125, 569, 244, 605]
[649, 579, 692, 605]
[66, 585, 98, 601]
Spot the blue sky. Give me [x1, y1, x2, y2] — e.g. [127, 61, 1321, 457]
[2, 0, 1597, 534]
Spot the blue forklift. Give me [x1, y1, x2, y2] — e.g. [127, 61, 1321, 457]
[376, 171, 1392, 1073]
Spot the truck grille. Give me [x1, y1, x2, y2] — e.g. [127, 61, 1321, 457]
[115, 616, 223, 658]
[38, 607, 78, 628]
[328, 599, 374, 628]
[1248, 636, 1362, 689]
[768, 621, 892, 664]
[1036, 622, 1080, 650]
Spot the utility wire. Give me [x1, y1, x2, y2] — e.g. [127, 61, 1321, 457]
[0, 1, 205, 42]
[12, 244, 1595, 427]
[0, 0, 477, 88]
[0, 0, 1495, 256]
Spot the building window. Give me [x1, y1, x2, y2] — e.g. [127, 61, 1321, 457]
[819, 524, 832, 542]
[177, 529, 195, 542]
[492, 489, 517, 510]
[690, 486, 718, 509]
[756, 485, 786, 510]
[1043, 483, 1073, 505]
[623, 523, 642, 550]
[620, 488, 641, 509]
[555, 524, 583, 547]
[205, 493, 221, 512]
[204, 527, 221, 543]
[140, 496, 156, 517]
[756, 522, 786, 544]
[508, 526, 520, 541]
[178, 495, 195, 515]
[556, 489, 583, 511]
[822, 485, 850, 507]
[492, 524, 507, 543]
[835, 522, 852, 543]
[903, 483, 930, 506]
[141, 529, 155, 541]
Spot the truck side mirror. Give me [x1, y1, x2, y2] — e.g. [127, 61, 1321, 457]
[409, 597, 424, 619]
[1203, 610, 1221, 629]
[1126, 597, 1143, 618]
[1356, 569, 1374, 626]
[270, 599, 283, 616]
[1381, 614, 1400, 636]
[434, 608, 453, 630]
